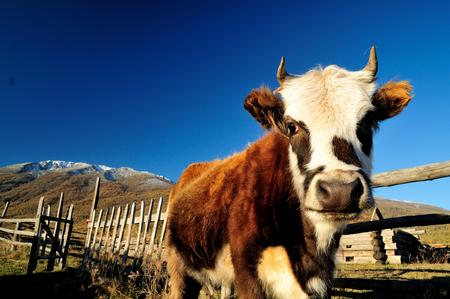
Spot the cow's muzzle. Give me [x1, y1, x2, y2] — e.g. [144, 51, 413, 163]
[305, 170, 373, 217]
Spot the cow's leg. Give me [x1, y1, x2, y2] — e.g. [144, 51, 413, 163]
[166, 247, 202, 299]
[233, 264, 265, 298]
[230, 250, 265, 299]
[257, 246, 309, 299]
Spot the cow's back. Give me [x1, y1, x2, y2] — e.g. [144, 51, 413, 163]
[168, 133, 287, 270]
[167, 151, 246, 270]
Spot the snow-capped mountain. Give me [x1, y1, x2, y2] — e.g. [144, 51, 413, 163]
[0, 160, 174, 223]
[0, 160, 173, 185]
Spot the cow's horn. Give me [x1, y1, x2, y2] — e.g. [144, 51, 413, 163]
[363, 46, 378, 76]
[277, 56, 290, 84]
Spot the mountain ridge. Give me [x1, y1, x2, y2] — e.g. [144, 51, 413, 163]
[0, 160, 173, 184]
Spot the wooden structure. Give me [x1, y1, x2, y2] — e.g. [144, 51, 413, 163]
[0, 194, 74, 274]
[83, 195, 168, 271]
[337, 227, 424, 264]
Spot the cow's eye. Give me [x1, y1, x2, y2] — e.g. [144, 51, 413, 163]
[287, 122, 298, 135]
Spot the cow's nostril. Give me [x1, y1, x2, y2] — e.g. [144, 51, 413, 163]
[316, 178, 365, 211]
[350, 178, 364, 203]
[318, 180, 332, 200]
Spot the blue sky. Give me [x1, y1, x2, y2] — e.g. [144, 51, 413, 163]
[1, 1, 449, 209]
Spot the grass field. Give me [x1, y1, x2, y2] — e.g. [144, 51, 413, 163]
[0, 243, 80, 276]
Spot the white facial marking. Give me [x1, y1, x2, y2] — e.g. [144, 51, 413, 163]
[288, 146, 305, 198]
[306, 211, 345, 252]
[280, 66, 375, 177]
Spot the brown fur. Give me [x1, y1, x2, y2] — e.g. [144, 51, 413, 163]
[244, 87, 284, 131]
[373, 81, 413, 120]
[332, 136, 361, 167]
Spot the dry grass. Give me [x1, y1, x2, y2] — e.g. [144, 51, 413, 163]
[85, 256, 170, 298]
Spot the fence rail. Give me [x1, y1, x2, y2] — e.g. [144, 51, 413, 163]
[344, 214, 450, 235]
[372, 160, 450, 187]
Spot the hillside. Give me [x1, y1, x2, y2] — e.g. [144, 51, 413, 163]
[369, 198, 449, 218]
[0, 161, 173, 230]
[356, 198, 450, 244]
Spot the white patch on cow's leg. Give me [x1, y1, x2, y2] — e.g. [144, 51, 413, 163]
[187, 244, 235, 289]
[307, 276, 328, 298]
[220, 284, 232, 298]
[306, 211, 344, 252]
[257, 246, 308, 299]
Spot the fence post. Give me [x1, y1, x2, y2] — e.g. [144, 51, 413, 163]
[90, 209, 103, 262]
[11, 221, 21, 251]
[102, 206, 115, 263]
[1, 200, 10, 217]
[27, 196, 45, 274]
[157, 197, 169, 259]
[138, 199, 154, 268]
[83, 209, 96, 266]
[147, 197, 163, 260]
[132, 201, 145, 271]
[40, 205, 51, 255]
[114, 204, 129, 264]
[0, 201, 10, 229]
[47, 193, 64, 271]
[95, 208, 109, 261]
[89, 177, 101, 222]
[122, 202, 136, 265]
[58, 204, 74, 270]
[108, 206, 122, 260]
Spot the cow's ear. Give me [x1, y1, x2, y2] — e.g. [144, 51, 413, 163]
[372, 81, 413, 121]
[244, 87, 285, 131]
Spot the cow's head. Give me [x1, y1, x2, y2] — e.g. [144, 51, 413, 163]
[245, 47, 412, 223]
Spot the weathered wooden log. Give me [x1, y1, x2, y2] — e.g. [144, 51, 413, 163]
[337, 250, 378, 257]
[371, 239, 384, 246]
[339, 243, 398, 250]
[373, 244, 385, 252]
[372, 160, 450, 187]
[370, 231, 381, 238]
[335, 256, 375, 264]
[373, 251, 387, 260]
[343, 214, 450, 235]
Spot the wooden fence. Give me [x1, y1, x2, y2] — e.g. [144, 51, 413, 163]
[83, 196, 168, 271]
[0, 193, 74, 274]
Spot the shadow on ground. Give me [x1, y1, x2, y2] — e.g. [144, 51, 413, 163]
[0, 268, 99, 298]
[333, 277, 450, 299]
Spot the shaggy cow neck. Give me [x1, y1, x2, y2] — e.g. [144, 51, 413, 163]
[249, 132, 341, 292]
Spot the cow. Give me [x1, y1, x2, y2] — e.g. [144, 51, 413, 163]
[165, 47, 412, 299]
